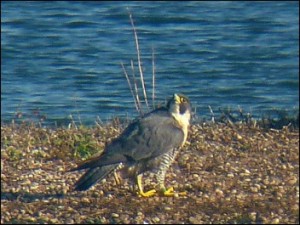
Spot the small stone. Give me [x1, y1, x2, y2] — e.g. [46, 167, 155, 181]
[215, 188, 224, 196]
[250, 187, 259, 193]
[111, 213, 119, 218]
[244, 169, 251, 174]
[271, 218, 280, 224]
[152, 217, 160, 223]
[137, 211, 144, 216]
[81, 197, 90, 203]
[236, 134, 243, 140]
[189, 215, 202, 224]
[249, 212, 257, 221]
[287, 176, 297, 185]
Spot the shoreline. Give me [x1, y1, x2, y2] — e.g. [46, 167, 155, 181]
[1, 107, 299, 130]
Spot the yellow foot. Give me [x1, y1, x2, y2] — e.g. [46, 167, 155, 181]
[161, 187, 187, 197]
[137, 189, 156, 197]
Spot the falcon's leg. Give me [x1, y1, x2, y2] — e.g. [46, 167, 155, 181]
[156, 154, 187, 197]
[136, 174, 156, 197]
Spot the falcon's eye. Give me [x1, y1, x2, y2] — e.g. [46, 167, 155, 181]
[180, 97, 186, 103]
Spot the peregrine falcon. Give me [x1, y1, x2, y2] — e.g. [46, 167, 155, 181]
[70, 93, 191, 197]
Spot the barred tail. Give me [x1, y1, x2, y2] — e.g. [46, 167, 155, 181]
[74, 165, 118, 191]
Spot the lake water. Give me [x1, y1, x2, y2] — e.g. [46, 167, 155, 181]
[1, 1, 299, 126]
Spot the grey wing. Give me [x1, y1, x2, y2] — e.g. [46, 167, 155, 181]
[74, 111, 184, 169]
[119, 113, 184, 161]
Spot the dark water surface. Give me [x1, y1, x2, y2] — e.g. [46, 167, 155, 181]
[1, 2, 299, 126]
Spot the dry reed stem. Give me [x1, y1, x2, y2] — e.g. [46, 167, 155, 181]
[128, 12, 149, 111]
[152, 47, 156, 109]
[121, 62, 140, 114]
[130, 60, 143, 115]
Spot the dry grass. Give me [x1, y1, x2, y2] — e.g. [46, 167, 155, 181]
[1, 120, 299, 224]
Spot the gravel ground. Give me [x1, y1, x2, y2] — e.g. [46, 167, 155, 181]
[1, 121, 299, 224]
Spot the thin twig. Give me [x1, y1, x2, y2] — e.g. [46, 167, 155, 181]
[129, 12, 149, 111]
[74, 96, 82, 126]
[208, 105, 215, 123]
[121, 62, 140, 114]
[152, 46, 156, 109]
[131, 60, 142, 115]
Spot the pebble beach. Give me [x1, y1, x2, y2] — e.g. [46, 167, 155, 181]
[1, 119, 299, 224]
